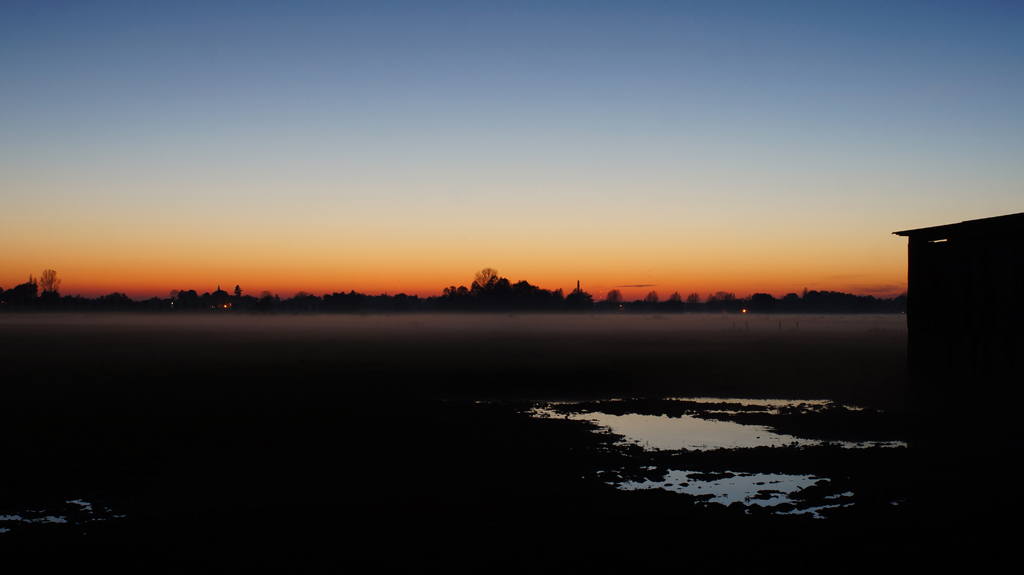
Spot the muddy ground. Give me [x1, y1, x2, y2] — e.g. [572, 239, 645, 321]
[0, 314, 1017, 569]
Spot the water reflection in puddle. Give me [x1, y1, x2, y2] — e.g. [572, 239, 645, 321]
[566, 410, 810, 450]
[0, 500, 124, 534]
[535, 397, 904, 451]
[614, 470, 852, 518]
[532, 397, 905, 518]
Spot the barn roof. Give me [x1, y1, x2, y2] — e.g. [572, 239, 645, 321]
[893, 212, 1024, 241]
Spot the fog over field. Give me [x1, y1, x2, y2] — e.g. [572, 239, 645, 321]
[2, 313, 908, 402]
[1, 311, 905, 336]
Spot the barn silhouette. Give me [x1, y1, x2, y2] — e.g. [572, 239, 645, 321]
[894, 212, 1024, 396]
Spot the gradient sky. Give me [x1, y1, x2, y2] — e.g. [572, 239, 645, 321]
[3, 1, 1023, 301]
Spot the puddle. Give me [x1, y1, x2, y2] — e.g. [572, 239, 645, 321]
[531, 397, 906, 518]
[681, 397, 833, 409]
[542, 408, 814, 450]
[535, 398, 905, 451]
[0, 499, 124, 534]
[613, 470, 852, 518]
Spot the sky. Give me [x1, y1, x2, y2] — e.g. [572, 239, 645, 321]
[2, 1, 1022, 301]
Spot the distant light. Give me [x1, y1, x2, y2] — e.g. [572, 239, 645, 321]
[742, 309, 747, 313]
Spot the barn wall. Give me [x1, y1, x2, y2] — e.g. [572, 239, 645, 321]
[908, 233, 1024, 395]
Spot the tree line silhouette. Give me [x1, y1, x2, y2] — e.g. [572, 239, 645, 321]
[1, 268, 907, 314]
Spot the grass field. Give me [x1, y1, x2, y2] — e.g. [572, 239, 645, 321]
[0, 313, 1013, 570]
[1, 312, 910, 400]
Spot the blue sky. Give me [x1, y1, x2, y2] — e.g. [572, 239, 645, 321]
[2, 1, 1022, 298]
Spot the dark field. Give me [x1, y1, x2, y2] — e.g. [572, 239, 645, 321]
[0, 314, 1016, 569]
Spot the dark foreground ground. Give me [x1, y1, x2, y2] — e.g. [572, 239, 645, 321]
[0, 314, 1018, 570]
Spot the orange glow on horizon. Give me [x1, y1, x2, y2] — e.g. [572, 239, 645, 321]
[1, 213, 909, 301]
[1, 270, 907, 302]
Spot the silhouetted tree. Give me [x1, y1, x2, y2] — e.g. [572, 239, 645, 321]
[564, 290, 593, 309]
[174, 289, 199, 309]
[0, 267, 908, 315]
[491, 277, 512, 297]
[39, 269, 60, 294]
[38, 269, 61, 305]
[748, 293, 777, 313]
[661, 291, 683, 311]
[211, 286, 231, 309]
[443, 285, 471, 298]
[706, 291, 739, 312]
[289, 291, 321, 312]
[3, 276, 38, 307]
[892, 292, 908, 313]
[323, 290, 369, 312]
[779, 293, 801, 312]
[259, 291, 275, 312]
[94, 292, 133, 309]
[707, 291, 735, 304]
[511, 280, 539, 299]
[471, 267, 500, 295]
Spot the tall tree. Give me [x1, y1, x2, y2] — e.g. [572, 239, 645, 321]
[39, 269, 60, 294]
[472, 267, 500, 293]
[606, 289, 623, 304]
